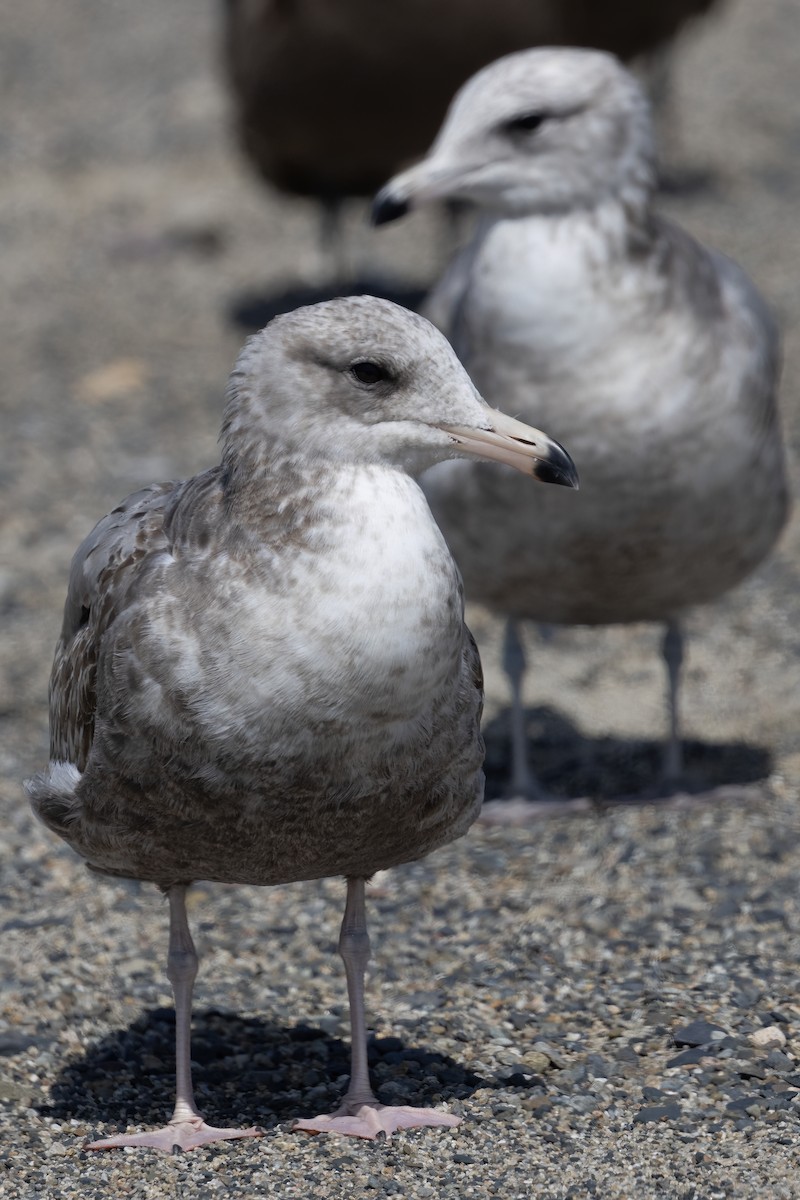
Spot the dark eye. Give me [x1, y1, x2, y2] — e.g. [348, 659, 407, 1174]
[350, 361, 390, 386]
[503, 112, 547, 135]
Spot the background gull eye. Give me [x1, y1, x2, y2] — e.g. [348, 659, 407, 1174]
[350, 360, 390, 386]
[503, 112, 547, 135]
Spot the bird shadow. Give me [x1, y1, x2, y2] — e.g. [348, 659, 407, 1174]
[228, 277, 428, 331]
[483, 704, 772, 805]
[37, 1008, 516, 1134]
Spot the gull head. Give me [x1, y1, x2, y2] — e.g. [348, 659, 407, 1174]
[372, 47, 655, 222]
[222, 296, 577, 486]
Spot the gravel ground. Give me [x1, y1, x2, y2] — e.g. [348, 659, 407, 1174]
[3, 1, 800, 1196]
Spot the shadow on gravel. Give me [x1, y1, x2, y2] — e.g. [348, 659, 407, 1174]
[229, 278, 428, 330]
[483, 704, 772, 804]
[39, 1009, 511, 1132]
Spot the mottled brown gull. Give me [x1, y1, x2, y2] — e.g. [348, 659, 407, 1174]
[26, 296, 577, 1150]
[373, 47, 789, 799]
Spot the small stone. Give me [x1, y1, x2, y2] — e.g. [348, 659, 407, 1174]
[733, 1060, 767, 1079]
[633, 1102, 681, 1123]
[532, 1040, 567, 1068]
[73, 358, 149, 404]
[750, 1026, 787, 1050]
[666, 1047, 711, 1069]
[521, 1051, 551, 1074]
[672, 1020, 728, 1048]
[765, 1049, 793, 1071]
[586, 1054, 616, 1080]
[752, 909, 786, 925]
[726, 1095, 765, 1114]
[494, 1049, 523, 1066]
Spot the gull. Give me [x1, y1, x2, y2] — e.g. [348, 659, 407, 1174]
[26, 295, 577, 1149]
[373, 47, 789, 800]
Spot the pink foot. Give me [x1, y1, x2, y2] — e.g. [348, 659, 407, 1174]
[293, 1102, 460, 1140]
[85, 1117, 264, 1153]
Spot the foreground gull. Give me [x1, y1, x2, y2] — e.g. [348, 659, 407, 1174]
[373, 47, 789, 798]
[26, 296, 577, 1149]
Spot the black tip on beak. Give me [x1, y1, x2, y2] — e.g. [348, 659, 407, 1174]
[371, 191, 410, 226]
[533, 439, 580, 489]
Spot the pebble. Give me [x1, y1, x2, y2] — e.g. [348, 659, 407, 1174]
[633, 1103, 682, 1123]
[520, 1051, 551, 1074]
[750, 1027, 787, 1051]
[672, 1020, 729, 1048]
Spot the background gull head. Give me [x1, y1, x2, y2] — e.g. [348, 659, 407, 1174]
[373, 47, 656, 222]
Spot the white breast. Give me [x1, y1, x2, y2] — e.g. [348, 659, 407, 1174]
[423, 212, 787, 624]
[147, 467, 465, 750]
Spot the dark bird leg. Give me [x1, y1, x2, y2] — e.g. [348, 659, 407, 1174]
[661, 618, 685, 785]
[319, 195, 349, 286]
[86, 884, 263, 1152]
[293, 877, 459, 1139]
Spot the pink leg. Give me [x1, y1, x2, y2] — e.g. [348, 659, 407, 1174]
[294, 878, 459, 1140]
[86, 884, 263, 1153]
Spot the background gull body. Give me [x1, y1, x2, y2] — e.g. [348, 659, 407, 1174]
[373, 46, 790, 802]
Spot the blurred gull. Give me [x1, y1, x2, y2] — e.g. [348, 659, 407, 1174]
[373, 47, 789, 802]
[26, 296, 577, 1149]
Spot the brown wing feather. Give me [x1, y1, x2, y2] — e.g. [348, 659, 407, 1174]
[48, 482, 177, 769]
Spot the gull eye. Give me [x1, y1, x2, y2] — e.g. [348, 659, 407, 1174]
[350, 361, 390, 386]
[503, 112, 547, 135]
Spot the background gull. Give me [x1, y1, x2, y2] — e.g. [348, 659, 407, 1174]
[373, 46, 789, 804]
[25, 295, 576, 1150]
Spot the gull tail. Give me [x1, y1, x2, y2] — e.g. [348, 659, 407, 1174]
[25, 762, 83, 838]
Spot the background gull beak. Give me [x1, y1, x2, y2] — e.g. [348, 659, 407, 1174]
[438, 408, 579, 488]
[372, 188, 411, 225]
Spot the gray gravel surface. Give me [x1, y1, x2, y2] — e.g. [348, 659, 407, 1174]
[4, 1, 800, 1196]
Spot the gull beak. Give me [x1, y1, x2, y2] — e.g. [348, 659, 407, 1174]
[438, 408, 579, 488]
[372, 188, 411, 225]
[372, 159, 467, 225]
